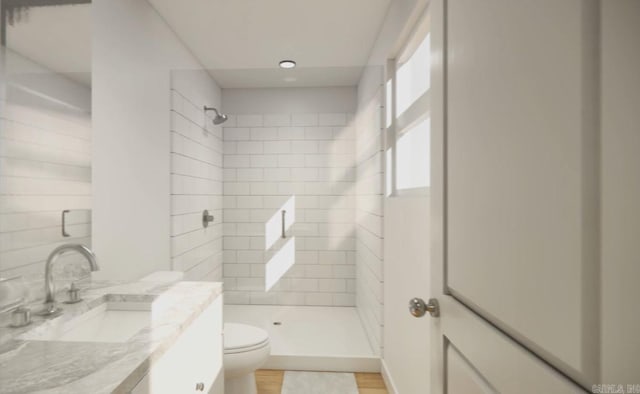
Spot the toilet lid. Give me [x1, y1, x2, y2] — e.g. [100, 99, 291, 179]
[224, 323, 269, 352]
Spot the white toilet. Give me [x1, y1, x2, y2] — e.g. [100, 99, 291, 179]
[223, 323, 271, 394]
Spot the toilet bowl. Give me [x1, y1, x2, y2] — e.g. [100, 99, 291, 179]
[223, 322, 270, 394]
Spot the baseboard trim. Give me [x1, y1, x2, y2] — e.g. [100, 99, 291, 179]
[381, 359, 399, 394]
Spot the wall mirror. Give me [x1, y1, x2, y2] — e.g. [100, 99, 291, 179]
[0, 0, 92, 303]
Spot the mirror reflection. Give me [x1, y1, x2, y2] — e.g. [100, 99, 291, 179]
[0, 0, 91, 301]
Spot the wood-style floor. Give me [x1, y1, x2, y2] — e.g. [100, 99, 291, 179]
[255, 370, 389, 394]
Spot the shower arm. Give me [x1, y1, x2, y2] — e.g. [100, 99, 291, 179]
[204, 106, 221, 116]
[203, 106, 228, 125]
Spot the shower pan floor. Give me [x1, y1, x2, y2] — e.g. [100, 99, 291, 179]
[224, 305, 379, 372]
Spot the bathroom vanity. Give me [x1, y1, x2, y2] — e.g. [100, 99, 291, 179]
[0, 280, 223, 393]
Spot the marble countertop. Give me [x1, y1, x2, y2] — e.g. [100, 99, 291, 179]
[0, 279, 223, 393]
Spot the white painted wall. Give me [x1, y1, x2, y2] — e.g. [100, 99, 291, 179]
[170, 70, 224, 281]
[222, 87, 357, 114]
[221, 87, 358, 306]
[92, 0, 213, 280]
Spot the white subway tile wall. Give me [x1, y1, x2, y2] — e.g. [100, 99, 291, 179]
[355, 86, 385, 355]
[223, 112, 357, 307]
[169, 71, 224, 281]
[0, 72, 92, 299]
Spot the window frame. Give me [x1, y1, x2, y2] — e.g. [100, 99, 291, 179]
[384, 8, 432, 197]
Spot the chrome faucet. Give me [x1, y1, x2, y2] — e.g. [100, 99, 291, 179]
[42, 244, 99, 314]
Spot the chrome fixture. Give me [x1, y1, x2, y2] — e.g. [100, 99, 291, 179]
[42, 244, 99, 315]
[409, 297, 440, 318]
[61, 210, 70, 237]
[0, 275, 31, 327]
[0, 276, 27, 314]
[203, 106, 228, 125]
[279, 60, 296, 69]
[11, 307, 31, 328]
[281, 210, 286, 239]
[64, 282, 82, 304]
[202, 210, 214, 228]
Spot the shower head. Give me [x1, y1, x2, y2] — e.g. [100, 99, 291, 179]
[203, 106, 228, 125]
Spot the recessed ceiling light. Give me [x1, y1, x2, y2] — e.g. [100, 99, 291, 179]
[279, 60, 296, 69]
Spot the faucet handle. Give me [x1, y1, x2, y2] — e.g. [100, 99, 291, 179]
[10, 306, 32, 328]
[64, 282, 82, 304]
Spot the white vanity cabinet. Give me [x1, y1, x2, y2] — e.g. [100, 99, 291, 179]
[132, 297, 223, 394]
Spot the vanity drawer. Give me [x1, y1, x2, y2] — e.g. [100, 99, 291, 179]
[132, 297, 223, 394]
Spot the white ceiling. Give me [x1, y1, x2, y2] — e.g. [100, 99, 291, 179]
[148, 0, 392, 88]
[6, 4, 91, 86]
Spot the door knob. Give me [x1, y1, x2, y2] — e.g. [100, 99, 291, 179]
[409, 297, 440, 317]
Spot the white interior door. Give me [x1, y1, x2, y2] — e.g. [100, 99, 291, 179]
[428, 0, 619, 392]
[599, 1, 640, 384]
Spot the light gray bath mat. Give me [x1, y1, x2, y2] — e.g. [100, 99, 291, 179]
[281, 371, 359, 394]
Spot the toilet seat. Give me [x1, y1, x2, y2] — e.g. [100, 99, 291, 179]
[224, 323, 269, 354]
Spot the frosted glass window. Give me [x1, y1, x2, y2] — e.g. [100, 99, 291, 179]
[396, 118, 430, 190]
[386, 148, 393, 196]
[396, 33, 431, 117]
[385, 79, 393, 128]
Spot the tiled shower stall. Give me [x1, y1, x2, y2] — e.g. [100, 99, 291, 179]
[170, 80, 384, 361]
[221, 110, 357, 306]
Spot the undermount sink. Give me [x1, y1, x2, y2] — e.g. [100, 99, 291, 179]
[21, 300, 153, 343]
